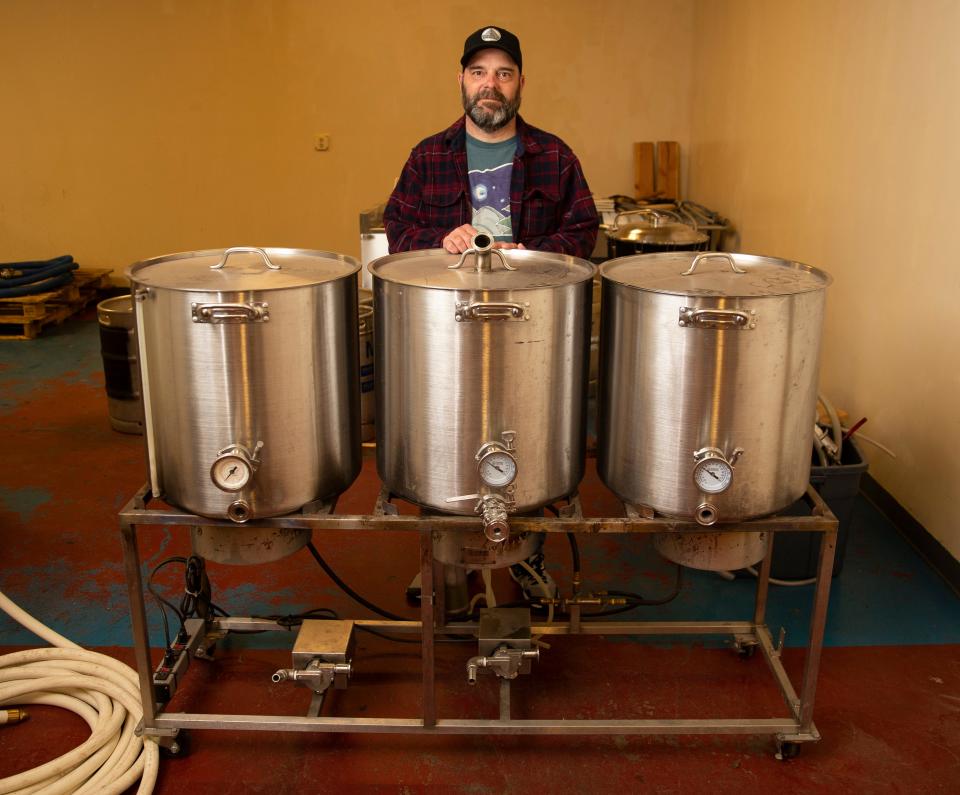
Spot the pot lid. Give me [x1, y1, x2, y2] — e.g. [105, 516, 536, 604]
[369, 247, 595, 290]
[601, 251, 831, 296]
[127, 246, 359, 291]
[610, 221, 708, 246]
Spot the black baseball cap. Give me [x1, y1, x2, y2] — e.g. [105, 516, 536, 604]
[460, 26, 522, 73]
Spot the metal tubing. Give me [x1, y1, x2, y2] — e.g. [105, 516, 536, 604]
[419, 526, 436, 727]
[152, 714, 803, 735]
[499, 679, 511, 721]
[211, 618, 760, 637]
[119, 521, 157, 728]
[119, 487, 836, 535]
[520, 620, 754, 636]
[756, 625, 801, 719]
[434, 560, 446, 629]
[798, 527, 838, 730]
[307, 691, 326, 718]
[374, 620, 755, 636]
[753, 530, 775, 626]
[120, 483, 838, 746]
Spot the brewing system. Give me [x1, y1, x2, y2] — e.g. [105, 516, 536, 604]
[117, 240, 839, 761]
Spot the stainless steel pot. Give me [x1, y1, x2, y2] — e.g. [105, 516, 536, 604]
[370, 235, 595, 541]
[606, 209, 709, 259]
[597, 251, 831, 569]
[129, 246, 361, 523]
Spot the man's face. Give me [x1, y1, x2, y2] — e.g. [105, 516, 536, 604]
[459, 49, 524, 133]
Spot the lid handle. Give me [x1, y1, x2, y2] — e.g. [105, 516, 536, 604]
[448, 233, 517, 273]
[681, 252, 746, 276]
[210, 247, 281, 271]
[612, 208, 681, 230]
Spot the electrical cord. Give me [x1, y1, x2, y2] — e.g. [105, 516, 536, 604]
[254, 607, 472, 645]
[0, 589, 159, 794]
[147, 557, 231, 650]
[542, 506, 582, 576]
[252, 607, 421, 644]
[306, 541, 410, 622]
[179, 556, 208, 620]
[566, 533, 581, 576]
[146, 558, 187, 647]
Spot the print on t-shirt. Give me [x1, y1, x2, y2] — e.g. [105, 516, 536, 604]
[466, 134, 516, 242]
[469, 162, 513, 241]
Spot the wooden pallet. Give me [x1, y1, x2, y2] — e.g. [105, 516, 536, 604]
[0, 268, 112, 340]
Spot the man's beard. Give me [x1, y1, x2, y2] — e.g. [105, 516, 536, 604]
[461, 84, 522, 133]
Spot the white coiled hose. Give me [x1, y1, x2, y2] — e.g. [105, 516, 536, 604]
[0, 590, 159, 795]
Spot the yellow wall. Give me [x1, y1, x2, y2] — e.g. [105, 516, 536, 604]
[687, 0, 960, 558]
[0, 0, 694, 267]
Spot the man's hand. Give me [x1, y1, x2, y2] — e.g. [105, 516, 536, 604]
[443, 225, 527, 253]
[442, 224, 481, 253]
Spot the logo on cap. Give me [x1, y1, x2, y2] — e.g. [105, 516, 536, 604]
[481, 27, 501, 42]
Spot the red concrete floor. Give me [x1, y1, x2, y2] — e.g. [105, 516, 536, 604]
[2, 316, 959, 792]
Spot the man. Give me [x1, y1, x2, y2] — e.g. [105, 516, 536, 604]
[384, 25, 598, 257]
[384, 25, 599, 601]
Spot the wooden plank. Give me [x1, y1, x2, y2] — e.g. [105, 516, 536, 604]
[656, 141, 680, 200]
[633, 142, 655, 200]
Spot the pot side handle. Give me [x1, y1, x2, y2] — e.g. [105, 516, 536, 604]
[210, 247, 281, 271]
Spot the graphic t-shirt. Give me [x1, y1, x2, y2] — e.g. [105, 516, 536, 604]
[466, 134, 517, 242]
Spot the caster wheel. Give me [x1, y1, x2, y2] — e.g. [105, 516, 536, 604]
[776, 741, 801, 760]
[194, 643, 217, 660]
[737, 645, 757, 659]
[159, 732, 190, 758]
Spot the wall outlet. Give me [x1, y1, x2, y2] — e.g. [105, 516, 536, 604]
[314, 134, 331, 152]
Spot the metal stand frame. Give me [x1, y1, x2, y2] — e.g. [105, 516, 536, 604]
[120, 484, 837, 755]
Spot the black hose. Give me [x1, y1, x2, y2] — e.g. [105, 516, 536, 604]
[545, 504, 581, 578]
[146, 557, 189, 648]
[0, 255, 74, 271]
[583, 565, 684, 618]
[566, 533, 581, 575]
[0, 272, 76, 298]
[0, 255, 78, 298]
[306, 541, 409, 622]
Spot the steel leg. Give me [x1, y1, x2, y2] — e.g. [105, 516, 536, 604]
[797, 527, 837, 731]
[435, 561, 447, 629]
[753, 530, 774, 626]
[419, 526, 436, 727]
[307, 691, 326, 718]
[120, 521, 157, 728]
[499, 679, 511, 721]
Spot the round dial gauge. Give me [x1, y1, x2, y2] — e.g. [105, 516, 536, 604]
[210, 454, 252, 492]
[478, 450, 517, 488]
[693, 457, 733, 494]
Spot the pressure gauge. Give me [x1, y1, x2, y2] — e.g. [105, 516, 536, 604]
[210, 453, 252, 492]
[478, 449, 518, 488]
[692, 456, 733, 494]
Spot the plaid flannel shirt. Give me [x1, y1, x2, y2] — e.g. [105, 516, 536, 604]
[384, 116, 598, 258]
